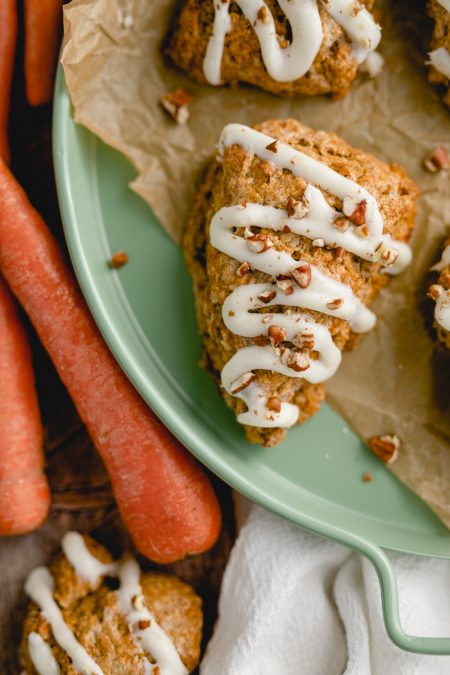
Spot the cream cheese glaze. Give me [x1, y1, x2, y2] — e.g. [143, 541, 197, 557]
[25, 532, 187, 675]
[431, 244, 450, 332]
[203, 0, 381, 85]
[210, 123, 412, 428]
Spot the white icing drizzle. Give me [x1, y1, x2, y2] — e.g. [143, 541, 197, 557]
[429, 47, 450, 79]
[25, 533, 187, 675]
[28, 632, 61, 675]
[25, 567, 104, 675]
[203, 0, 381, 85]
[431, 245, 450, 332]
[211, 124, 411, 428]
[432, 286, 450, 331]
[62, 532, 116, 586]
[116, 556, 188, 675]
[431, 244, 450, 272]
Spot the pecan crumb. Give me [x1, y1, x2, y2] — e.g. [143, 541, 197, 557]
[348, 199, 367, 226]
[292, 263, 312, 288]
[268, 325, 287, 347]
[138, 619, 151, 630]
[230, 372, 256, 394]
[280, 348, 310, 372]
[257, 5, 269, 22]
[236, 261, 251, 276]
[276, 276, 294, 295]
[109, 251, 129, 269]
[258, 290, 276, 304]
[362, 472, 372, 483]
[287, 197, 298, 218]
[132, 594, 146, 611]
[368, 434, 400, 464]
[265, 140, 278, 153]
[424, 146, 450, 173]
[246, 233, 273, 253]
[326, 297, 343, 310]
[160, 88, 193, 124]
[334, 216, 350, 232]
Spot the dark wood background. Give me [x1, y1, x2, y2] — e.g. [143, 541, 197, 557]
[0, 6, 234, 672]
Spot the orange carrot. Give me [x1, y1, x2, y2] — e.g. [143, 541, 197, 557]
[0, 0, 17, 162]
[24, 0, 62, 106]
[0, 273, 50, 535]
[0, 160, 221, 561]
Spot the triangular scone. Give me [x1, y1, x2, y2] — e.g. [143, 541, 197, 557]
[183, 119, 418, 447]
[427, 0, 450, 108]
[166, 0, 381, 98]
[20, 533, 202, 674]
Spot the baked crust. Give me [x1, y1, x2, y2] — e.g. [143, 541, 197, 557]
[165, 0, 375, 98]
[20, 535, 202, 674]
[183, 118, 419, 446]
[427, 0, 450, 107]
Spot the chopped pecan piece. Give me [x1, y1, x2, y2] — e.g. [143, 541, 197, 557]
[160, 88, 193, 124]
[258, 290, 277, 304]
[334, 216, 350, 232]
[230, 372, 256, 394]
[280, 348, 310, 372]
[268, 325, 287, 347]
[423, 146, 450, 173]
[292, 263, 311, 288]
[265, 140, 278, 153]
[326, 297, 343, 310]
[236, 261, 251, 276]
[109, 251, 129, 268]
[276, 276, 294, 295]
[246, 233, 273, 253]
[368, 434, 400, 464]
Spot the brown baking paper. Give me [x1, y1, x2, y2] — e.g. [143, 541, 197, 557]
[61, 0, 450, 526]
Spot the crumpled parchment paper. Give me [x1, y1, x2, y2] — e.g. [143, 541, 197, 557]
[61, 0, 450, 526]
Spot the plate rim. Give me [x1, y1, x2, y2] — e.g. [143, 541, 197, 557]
[52, 68, 450, 560]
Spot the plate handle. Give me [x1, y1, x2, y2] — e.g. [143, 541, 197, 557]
[364, 540, 450, 655]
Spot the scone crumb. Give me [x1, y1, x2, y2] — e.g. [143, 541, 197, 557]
[423, 146, 450, 173]
[109, 250, 129, 268]
[362, 471, 372, 482]
[160, 88, 193, 124]
[368, 434, 400, 464]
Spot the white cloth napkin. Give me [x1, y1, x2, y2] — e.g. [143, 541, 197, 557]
[201, 500, 450, 675]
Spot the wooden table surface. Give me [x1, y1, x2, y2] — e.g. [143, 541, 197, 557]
[0, 17, 234, 673]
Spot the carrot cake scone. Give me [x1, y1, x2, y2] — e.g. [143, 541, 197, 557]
[427, 0, 450, 107]
[20, 532, 202, 674]
[183, 119, 418, 446]
[166, 0, 382, 98]
[429, 238, 450, 348]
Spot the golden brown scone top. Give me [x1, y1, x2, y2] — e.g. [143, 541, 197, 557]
[183, 118, 419, 446]
[165, 0, 376, 98]
[427, 0, 450, 107]
[20, 534, 202, 674]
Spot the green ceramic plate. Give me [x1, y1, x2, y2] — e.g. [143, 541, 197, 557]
[53, 69, 450, 654]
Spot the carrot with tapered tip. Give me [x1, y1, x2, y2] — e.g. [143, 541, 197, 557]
[24, 0, 62, 106]
[0, 158, 221, 561]
[0, 274, 50, 535]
